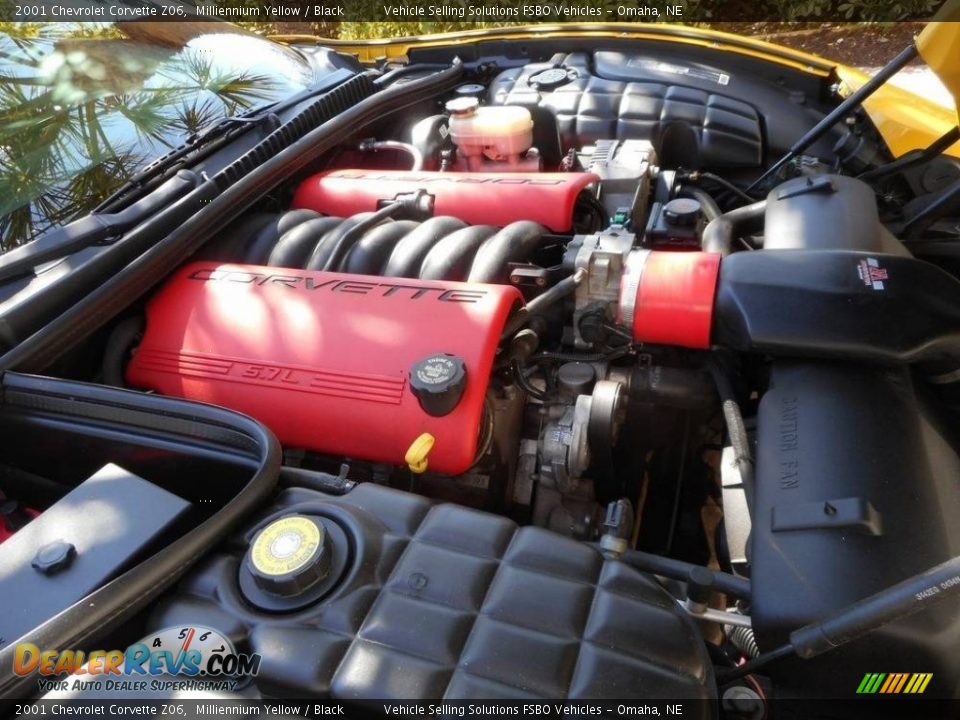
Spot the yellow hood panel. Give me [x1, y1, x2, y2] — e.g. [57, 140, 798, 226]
[917, 5, 960, 125]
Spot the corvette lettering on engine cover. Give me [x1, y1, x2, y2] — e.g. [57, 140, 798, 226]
[126, 263, 522, 474]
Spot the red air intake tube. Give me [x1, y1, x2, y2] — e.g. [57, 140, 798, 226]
[618, 251, 722, 349]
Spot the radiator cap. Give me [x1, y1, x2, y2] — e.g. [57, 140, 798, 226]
[246, 515, 330, 597]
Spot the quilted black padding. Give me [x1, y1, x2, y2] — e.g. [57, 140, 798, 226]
[490, 54, 763, 169]
[151, 484, 715, 708]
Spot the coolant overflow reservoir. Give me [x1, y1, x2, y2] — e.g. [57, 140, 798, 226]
[446, 98, 534, 162]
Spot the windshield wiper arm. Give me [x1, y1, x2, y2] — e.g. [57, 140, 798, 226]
[94, 82, 353, 214]
[93, 108, 281, 214]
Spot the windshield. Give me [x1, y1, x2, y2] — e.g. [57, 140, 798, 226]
[0, 25, 317, 251]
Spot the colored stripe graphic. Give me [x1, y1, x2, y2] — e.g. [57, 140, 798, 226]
[857, 672, 932, 694]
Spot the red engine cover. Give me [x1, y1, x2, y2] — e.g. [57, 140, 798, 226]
[126, 263, 522, 474]
[291, 170, 600, 232]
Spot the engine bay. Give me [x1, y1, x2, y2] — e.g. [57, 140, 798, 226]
[2, 39, 960, 713]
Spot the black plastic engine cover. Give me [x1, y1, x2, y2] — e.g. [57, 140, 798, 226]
[149, 484, 716, 706]
[752, 361, 960, 697]
[489, 52, 764, 169]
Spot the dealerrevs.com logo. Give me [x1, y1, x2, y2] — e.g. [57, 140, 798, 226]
[14, 626, 261, 694]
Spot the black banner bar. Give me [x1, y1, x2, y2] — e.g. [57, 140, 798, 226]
[6, 698, 960, 719]
[0, 0, 950, 23]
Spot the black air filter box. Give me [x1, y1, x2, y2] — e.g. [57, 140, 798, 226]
[752, 361, 960, 697]
[763, 175, 909, 255]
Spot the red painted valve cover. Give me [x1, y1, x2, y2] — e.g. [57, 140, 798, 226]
[126, 263, 522, 474]
[291, 170, 600, 232]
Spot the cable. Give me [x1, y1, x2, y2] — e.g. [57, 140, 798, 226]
[533, 345, 632, 364]
[512, 359, 547, 400]
[471, 396, 496, 466]
[374, 63, 454, 87]
[717, 645, 795, 683]
[707, 358, 755, 517]
[357, 139, 424, 171]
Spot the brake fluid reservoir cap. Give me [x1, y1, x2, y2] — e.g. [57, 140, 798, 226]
[663, 198, 702, 226]
[445, 96, 479, 117]
[246, 515, 330, 597]
[410, 353, 467, 417]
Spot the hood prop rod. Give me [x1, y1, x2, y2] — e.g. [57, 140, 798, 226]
[746, 43, 919, 193]
[718, 553, 960, 683]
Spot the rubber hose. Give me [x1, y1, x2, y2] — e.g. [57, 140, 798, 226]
[698, 172, 758, 205]
[701, 201, 766, 256]
[678, 186, 722, 221]
[374, 63, 454, 86]
[278, 466, 356, 495]
[342, 220, 418, 274]
[600, 545, 751, 599]
[467, 221, 546, 284]
[382, 216, 468, 278]
[101, 316, 144, 387]
[245, 208, 321, 265]
[501, 270, 584, 339]
[267, 216, 344, 268]
[319, 203, 401, 271]
[419, 225, 499, 281]
[304, 213, 375, 271]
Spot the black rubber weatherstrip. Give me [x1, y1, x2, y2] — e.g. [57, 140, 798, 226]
[0, 61, 463, 373]
[0, 373, 282, 700]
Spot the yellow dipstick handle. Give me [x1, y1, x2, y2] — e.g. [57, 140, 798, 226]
[405, 433, 436, 474]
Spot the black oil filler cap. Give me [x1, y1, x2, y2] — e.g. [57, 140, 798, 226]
[245, 515, 331, 597]
[410, 354, 467, 417]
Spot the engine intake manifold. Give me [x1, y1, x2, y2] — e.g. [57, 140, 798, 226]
[206, 210, 546, 284]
